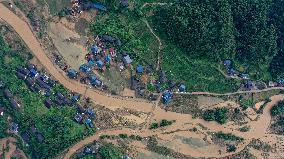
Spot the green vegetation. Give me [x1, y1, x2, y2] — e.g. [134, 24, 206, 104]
[0, 115, 8, 138]
[154, 0, 281, 81]
[238, 126, 250, 132]
[150, 119, 174, 129]
[99, 143, 123, 159]
[45, 0, 71, 15]
[203, 107, 228, 124]
[90, 10, 160, 65]
[270, 100, 284, 116]
[215, 131, 244, 141]
[0, 31, 94, 158]
[129, 134, 143, 141]
[227, 145, 237, 152]
[118, 134, 128, 139]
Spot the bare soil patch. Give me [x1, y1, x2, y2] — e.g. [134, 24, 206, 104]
[47, 20, 87, 70]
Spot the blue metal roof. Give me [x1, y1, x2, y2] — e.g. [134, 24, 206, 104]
[92, 3, 107, 11]
[30, 69, 38, 77]
[179, 84, 186, 92]
[67, 69, 77, 78]
[91, 45, 99, 54]
[89, 75, 97, 84]
[97, 60, 104, 68]
[72, 94, 81, 102]
[105, 55, 111, 63]
[223, 60, 232, 66]
[80, 64, 91, 73]
[136, 65, 144, 73]
[162, 91, 173, 104]
[123, 55, 132, 65]
[88, 60, 95, 66]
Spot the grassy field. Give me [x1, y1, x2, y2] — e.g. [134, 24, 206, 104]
[36, 0, 71, 15]
[0, 24, 94, 158]
[91, 9, 160, 66]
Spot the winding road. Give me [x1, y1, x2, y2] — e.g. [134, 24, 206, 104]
[1, 3, 284, 159]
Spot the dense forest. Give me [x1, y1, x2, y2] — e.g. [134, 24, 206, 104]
[154, 0, 284, 80]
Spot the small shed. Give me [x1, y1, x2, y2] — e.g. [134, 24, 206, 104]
[136, 65, 144, 74]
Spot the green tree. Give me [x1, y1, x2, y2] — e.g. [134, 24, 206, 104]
[99, 143, 123, 159]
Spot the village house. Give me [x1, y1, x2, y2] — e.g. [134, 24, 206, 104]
[16, 71, 27, 80]
[136, 65, 144, 74]
[123, 54, 132, 66]
[74, 113, 83, 123]
[72, 94, 81, 102]
[44, 99, 52, 109]
[67, 69, 78, 79]
[4, 88, 13, 98]
[10, 122, 19, 133]
[179, 84, 186, 92]
[80, 64, 91, 73]
[162, 91, 173, 104]
[10, 99, 20, 109]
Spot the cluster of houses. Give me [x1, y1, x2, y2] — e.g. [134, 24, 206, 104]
[15, 64, 96, 128]
[74, 105, 96, 128]
[21, 125, 45, 145]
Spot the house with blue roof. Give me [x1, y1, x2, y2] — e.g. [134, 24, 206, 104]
[87, 108, 95, 118]
[240, 73, 249, 79]
[67, 69, 78, 79]
[162, 91, 173, 104]
[10, 122, 19, 133]
[91, 45, 99, 54]
[136, 65, 144, 74]
[92, 3, 107, 11]
[80, 64, 91, 73]
[88, 60, 95, 66]
[30, 69, 38, 77]
[123, 55, 132, 66]
[96, 60, 104, 69]
[85, 118, 94, 128]
[105, 54, 111, 63]
[223, 60, 232, 67]
[89, 75, 97, 85]
[94, 79, 102, 87]
[72, 94, 81, 102]
[179, 84, 186, 92]
[75, 114, 83, 123]
[227, 68, 237, 76]
[279, 78, 284, 85]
